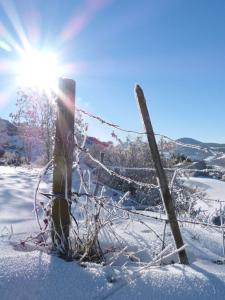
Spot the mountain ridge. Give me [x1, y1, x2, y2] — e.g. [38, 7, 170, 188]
[175, 137, 225, 166]
[177, 137, 225, 149]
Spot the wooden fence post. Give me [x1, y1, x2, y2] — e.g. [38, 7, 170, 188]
[52, 78, 75, 258]
[135, 84, 189, 265]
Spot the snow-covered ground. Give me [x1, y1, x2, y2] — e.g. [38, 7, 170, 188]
[1, 166, 225, 300]
[184, 177, 225, 214]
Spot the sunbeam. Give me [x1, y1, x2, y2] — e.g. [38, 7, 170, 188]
[1, 0, 30, 51]
[60, 0, 112, 43]
[0, 20, 22, 53]
[0, 39, 12, 52]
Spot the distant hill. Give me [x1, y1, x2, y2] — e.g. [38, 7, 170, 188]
[0, 118, 24, 160]
[175, 137, 225, 166]
[177, 138, 225, 151]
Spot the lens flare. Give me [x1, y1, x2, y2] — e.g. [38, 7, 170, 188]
[0, 39, 12, 52]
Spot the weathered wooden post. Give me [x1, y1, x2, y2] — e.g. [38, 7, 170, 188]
[135, 84, 189, 265]
[52, 78, 75, 257]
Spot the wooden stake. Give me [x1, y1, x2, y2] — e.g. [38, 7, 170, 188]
[135, 84, 189, 265]
[52, 78, 75, 257]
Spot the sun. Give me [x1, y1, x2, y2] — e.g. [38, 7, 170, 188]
[15, 48, 61, 91]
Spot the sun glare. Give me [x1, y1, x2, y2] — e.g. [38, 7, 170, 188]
[15, 49, 61, 91]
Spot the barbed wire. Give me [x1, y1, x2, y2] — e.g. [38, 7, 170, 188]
[53, 187, 225, 230]
[108, 201, 225, 229]
[41, 185, 225, 231]
[77, 108, 146, 135]
[32, 142, 225, 265]
[101, 166, 225, 173]
[77, 107, 223, 154]
[203, 198, 225, 203]
[74, 143, 159, 189]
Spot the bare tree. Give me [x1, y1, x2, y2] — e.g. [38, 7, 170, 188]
[10, 88, 56, 163]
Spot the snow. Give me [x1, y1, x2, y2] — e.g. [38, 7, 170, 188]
[1, 166, 225, 299]
[0, 242, 111, 300]
[184, 177, 225, 214]
[0, 166, 46, 233]
[188, 177, 225, 201]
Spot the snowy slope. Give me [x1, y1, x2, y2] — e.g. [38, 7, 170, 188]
[184, 177, 225, 214]
[175, 137, 225, 166]
[1, 166, 225, 300]
[187, 177, 225, 202]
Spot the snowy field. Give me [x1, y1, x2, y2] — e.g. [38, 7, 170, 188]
[1, 166, 225, 300]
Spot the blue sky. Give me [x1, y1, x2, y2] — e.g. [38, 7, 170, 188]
[0, 0, 225, 142]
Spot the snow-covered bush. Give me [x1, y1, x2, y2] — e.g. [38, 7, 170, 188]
[85, 136, 171, 207]
[2, 151, 25, 166]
